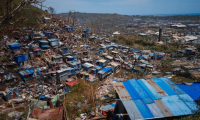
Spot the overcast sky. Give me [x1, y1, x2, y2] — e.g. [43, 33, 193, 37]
[43, 0, 200, 15]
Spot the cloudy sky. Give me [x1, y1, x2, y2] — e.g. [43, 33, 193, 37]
[43, 0, 200, 15]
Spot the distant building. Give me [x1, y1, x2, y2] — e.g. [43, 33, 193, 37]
[170, 24, 186, 29]
[44, 17, 51, 23]
[112, 31, 120, 36]
[187, 24, 200, 30]
[139, 33, 149, 37]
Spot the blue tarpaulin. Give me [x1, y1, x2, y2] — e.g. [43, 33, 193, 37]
[29, 69, 34, 74]
[65, 26, 73, 31]
[138, 56, 142, 60]
[176, 82, 200, 101]
[9, 43, 20, 52]
[10, 44, 20, 48]
[37, 69, 41, 75]
[14, 55, 28, 62]
[133, 49, 140, 53]
[51, 41, 58, 46]
[101, 67, 111, 72]
[96, 65, 102, 69]
[63, 50, 68, 54]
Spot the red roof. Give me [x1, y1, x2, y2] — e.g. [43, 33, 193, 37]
[65, 79, 78, 87]
[33, 48, 40, 51]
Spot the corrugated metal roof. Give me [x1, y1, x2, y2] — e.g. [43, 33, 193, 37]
[123, 82, 141, 100]
[152, 78, 177, 96]
[162, 95, 192, 116]
[122, 100, 144, 120]
[154, 99, 174, 117]
[114, 78, 198, 120]
[146, 78, 168, 97]
[127, 79, 154, 104]
[160, 77, 185, 95]
[138, 79, 161, 100]
[146, 103, 164, 118]
[179, 94, 199, 112]
[113, 82, 132, 101]
[161, 96, 183, 116]
[133, 99, 154, 119]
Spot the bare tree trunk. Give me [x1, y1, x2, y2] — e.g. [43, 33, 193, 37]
[0, 0, 46, 28]
[91, 85, 96, 117]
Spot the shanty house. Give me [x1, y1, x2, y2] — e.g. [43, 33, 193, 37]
[39, 40, 50, 49]
[82, 63, 94, 72]
[14, 54, 28, 63]
[111, 51, 118, 57]
[113, 77, 198, 120]
[67, 61, 81, 70]
[91, 66, 102, 74]
[33, 48, 41, 57]
[81, 58, 93, 64]
[64, 56, 75, 63]
[71, 52, 81, 60]
[9, 43, 20, 53]
[96, 59, 107, 67]
[44, 32, 55, 38]
[52, 55, 63, 63]
[56, 67, 76, 82]
[19, 69, 34, 81]
[48, 38, 58, 47]
[97, 67, 112, 80]
[109, 62, 120, 72]
[104, 55, 113, 62]
[58, 48, 69, 56]
[65, 26, 74, 32]
[43, 17, 51, 23]
[65, 78, 78, 90]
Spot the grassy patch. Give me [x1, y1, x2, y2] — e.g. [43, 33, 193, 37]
[64, 79, 101, 119]
[162, 59, 176, 64]
[110, 35, 178, 52]
[171, 76, 194, 83]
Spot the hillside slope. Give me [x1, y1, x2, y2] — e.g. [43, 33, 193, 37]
[0, 0, 48, 30]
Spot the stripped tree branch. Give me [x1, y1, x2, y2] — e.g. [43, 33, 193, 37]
[0, 0, 46, 28]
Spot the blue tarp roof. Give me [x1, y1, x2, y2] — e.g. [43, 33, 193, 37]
[138, 56, 142, 60]
[41, 45, 50, 48]
[153, 54, 157, 57]
[96, 65, 102, 69]
[51, 41, 58, 46]
[176, 82, 200, 101]
[114, 77, 198, 120]
[19, 69, 34, 76]
[9, 44, 20, 48]
[48, 38, 58, 42]
[29, 69, 34, 74]
[5, 74, 10, 77]
[101, 67, 111, 72]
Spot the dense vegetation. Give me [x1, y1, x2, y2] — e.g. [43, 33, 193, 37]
[110, 35, 178, 52]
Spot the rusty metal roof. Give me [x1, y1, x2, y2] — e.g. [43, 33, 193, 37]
[114, 77, 198, 120]
[146, 78, 168, 97]
[113, 82, 132, 101]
